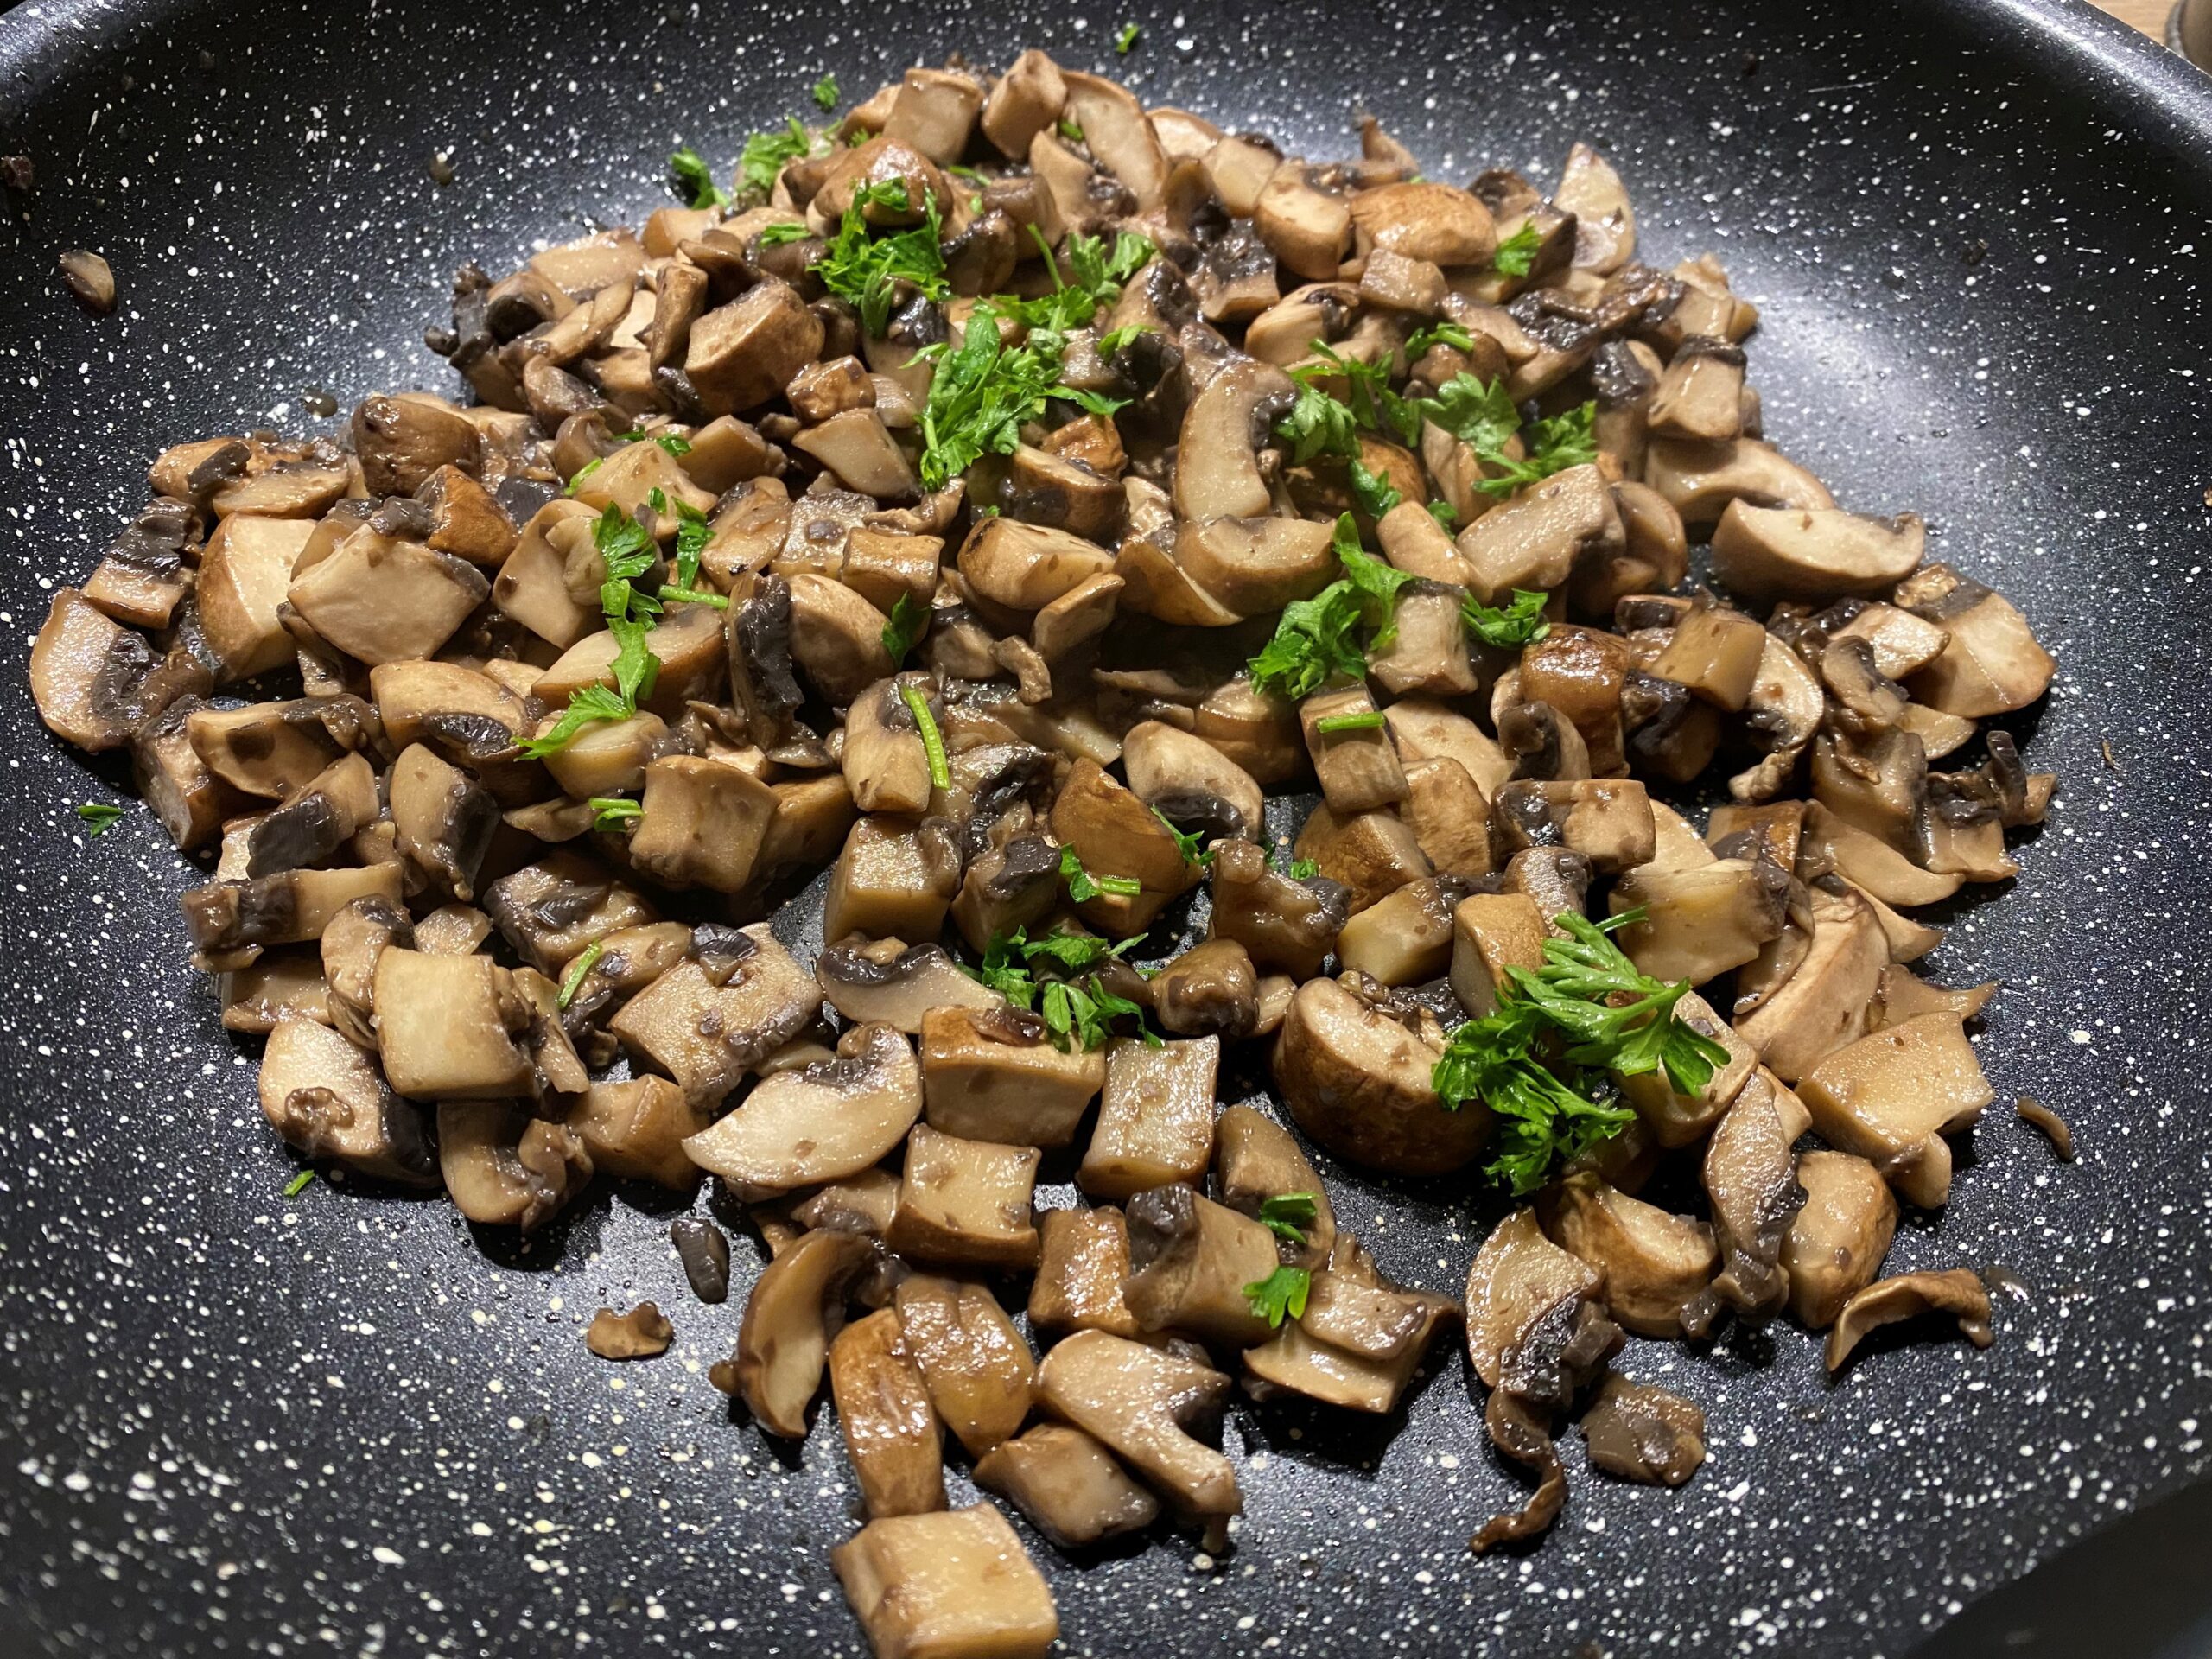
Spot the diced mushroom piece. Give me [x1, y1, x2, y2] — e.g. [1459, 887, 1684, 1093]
[437, 1103, 593, 1231]
[1643, 602, 1766, 712]
[1300, 685, 1408, 814]
[1035, 1330, 1239, 1519]
[181, 864, 406, 963]
[1824, 1269, 1994, 1372]
[1579, 1376, 1707, 1487]
[1275, 977, 1486, 1176]
[1120, 721, 1264, 839]
[351, 393, 481, 496]
[1780, 1149, 1899, 1330]
[1614, 990, 1758, 1147]
[922, 1004, 1105, 1145]
[1206, 841, 1350, 980]
[1029, 1206, 1144, 1338]
[1051, 760, 1199, 930]
[681, 1022, 920, 1199]
[1729, 632, 1826, 804]
[1243, 1266, 1457, 1415]
[843, 677, 935, 814]
[1645, 438, 1834, 531]
[823, 817, 962, 944]
[611, 926, 823, 1105]
[1797, 1014, 1993, 1210]
[1122, 1184, 1281, 1349]
[687, 280, 824, 416]
[287, 528, 489, 666]
[1554, 143, 1636, 273]
[829, 1307, 946, 1520]
[1400, 756, 1494, 880]
[1173, 358, 1297, 522]
[893, 1275, 1037, 1458]
[1350, 181, 1496, 266]
[569, 1076, 708, 1190]
[950, 837, 1062, 954]
[1333, 876, 1468, 988]
[1173, 514, 1342, 618]
[1681, 1075, 1807, 1336]
[1212, 1103, 1335, 1266]
[1802, 800, 1963, 906]
[1645, 337, 1745, 442]
[372, 948, 534, 1101]
[1541, 1173, 1716, 1338]
[624, 756, 779, 895]
[1253, 163, 1351, 281]
[1709, 503, 1925, 602]
[387, 744, 499, 901]
[583, 1303, 674, 1361]
[195, 516, 318, 680]
[974, 1424, 1159, 1550]
[1872, 966, 1996, 1032]
[1447, 892, 1547, 1020]
[481, 854, 657, 976]
[1894, 563, 2056, 717]
[186, 701, 348, 801]
[795, 409, 918, 500]
[820, 939, 1006, 1034]
[1059, 71, 1167, 209]
[1732, 886, 1887, 1081]
[982, 49, 1068, 157]
[1077, 1036, 1218, 1201]
[220, 951, 332, 1035]
[1292, 804, 1433, 915]
[832, 1503, 1059, 1659]
[257, 1015, 438, 1187]
[537, 604, 728, 717]
[1489, 779, 1656, 875]
[240, 753, 377, 877]
[1606, 858, 1788, 987]
[887, 1124, 1042, 1269]
[959, 511, 1116, 614]
[728, 1227, 878, 1437]
[1455, 464, 1621, 604]
[1147, 940, 1262, 1039]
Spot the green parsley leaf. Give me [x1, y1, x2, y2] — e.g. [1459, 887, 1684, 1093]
[915, 305, 1122, 489]
[283, 1169, 316, 1198]
[898, 679, 951, 791]
[1405, 321, 1478, 359]
[1409, 372, 1522, 454]
[628, 429, 692, 457]
[1058, 117, 1084, 143]
[756, 220, 811, 247]
[1116, 22, 1141, 52]
[1096, 322, 1152, 357]
[1153, 807, 1215, 868]
[1287, 859, 1319, 880]
[1020, 929, 1145, 973]
[1255, 1192, 1319, 1244]
[563, 455, 603, 496]
[814, 179, 950, 336]
[812, 73, 840, 111]
[1335, 518, 1416, 646]
[1244, 1265, 1311, 1328]
[594, 501, 656, 589]
[657, 584, 728, 608]
[740, 117, 815, 198]
[1426, 499, 1459, 530]
[881, 591, 929, 664]
[1059, 844, 1141, 902]
[517, 683, 632, 759]
[964, 931, 1041, 1008]
[1245, 513, 1414, 696]
[669, 146, 730, 210]
[556, 939, 607, 1008]
[76, 802, 124, 837]
[1348, 454, 1402, 518]
[1315, 709, 1385, 734]
[1491, 219, 1543, 277]
[1462, 588, 1552, 649]
[671, 499, 711, 588]
[1275, 378, 1360, 466]
[1039, 975, 1161, 1052]
[588, 797, 642, 831]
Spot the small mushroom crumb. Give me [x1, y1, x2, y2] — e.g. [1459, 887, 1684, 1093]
[1, 154, 33, 193]
[1824, 1269, 1993, 1372]
[2015, 1096, 2075, 1161]
[428, 152, 456, 187]
[59, 249, 117, 315]
[2101, 737, 2124, 779]
[301, 386, 340, 418]
[671, 1216, 732, 1303]
[585, 1302, 673, 1360]
[1580, 1375, 1707, 1486]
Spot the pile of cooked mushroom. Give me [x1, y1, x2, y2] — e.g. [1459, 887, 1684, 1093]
[32, 47, 2058, 1656]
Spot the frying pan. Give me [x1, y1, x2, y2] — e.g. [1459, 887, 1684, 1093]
[3, 0, 2209, 1653]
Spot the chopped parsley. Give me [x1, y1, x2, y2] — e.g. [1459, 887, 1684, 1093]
[914, 306, 1126, 490]
[669, 146, 730, 210]
[880, 590, 929, 664]
[1432, 909, 1732, 1195]
[813, 178, 950, 336]
[1404, 320, 1478, 359]
[1408, 371, 1522, 454]
[1426, 499, 1460, 530]
[1315, 709, 1386, 734]
[1060, 844, 1141, 902]
[1491, 219, 1543, 277]
[995, 226, 1154, 334]
[563, 455, 603, 496]
[1153, 808, 1214, 868]
[1288, 858, 1320, 880]
[963, 928, 1155, 1052]
[898, 680, 951, 791]
[756, 220, 812, 247]
[1255, 1192, 1319, 1244]
[1245, 514, 1414, 698]
[518, 504, 664, 757]
[1116, 22, 1141, 52]
[588, 797, 642, 830]
[1244, 1265, 1311, 1328]
[812, 73, 841, 111]
[671, 499, 711, 588]
[740, 117, 816, 198]
[616, 429, 693, 458]
[1096, 322, 1154, 358]
[1411, 372, 1596, 497]
[1462, 588, 1552, 649]
[1471, 400, 1598, 497]
[1058, 117, 1084, 143]
[1348, 455, 1402, 518]
[656, 584, 728, 608]
[283, 1169, 317, 1198]
[76, 802, 124, 837]
[556, 939, 607, 1008]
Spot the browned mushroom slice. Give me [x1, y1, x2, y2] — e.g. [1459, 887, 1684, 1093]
[610, 926, 823, 1106]
[842, 676, 935, 814]
[195, 515, 319, 679]
[686, 279, 823, 416]
[569, 1076, 708, 1190]
[624, 756, 778, 893]
[284, 528, 488, 666]
[974, 1424, 1159, 1551]
[887, 1124, 1041, 1269]
[726, 1226, 877, 1436]
[436, 1101, 593, 1231]
[585, 1304, 673, 1361]
[1553, 143, 1636, 272]
[1541, 1173, 1716, 1338]
[958, 511, 1116, 613]
[1147, 940, 1262, 1039]
[1894, 563, 2055, 717]
[1709, 502, 1924, 602]
[831, 1503, 1059, 1659]
[351, 393, 482, 496]
[181, 864, 406, 963]
[1275, 976, 1486, 1176]
[1330, 876, 1466, 988]
[1681, 1074, 1807, 1336]
[1824, 1268, 1994, 1371]
[257, 1015, 437, 1187]
[893, 1275, 1036, 1458]
[493, 499, 601, 648]
[1447, 892, 1547, 1020]
[681, 1022, 919, 1199]
[819, 939, 1006, 1034]
[982, 48, 1067, 156]
[1645, 337, 1745, 442]
[1472, 1389, 1570, 1554]
[219, 950, 332, 1035]
[919, 1004, 1104, 1146]
[1035, 1330, 1239, 1520]
[1028, 1207, 1144, 1338]
[1780, 1149, 1899, 1330]
[829, 1307, 946, 1520]
[1455, 464, 1621, 603]
[1579, 1376, 1707, 1486]
[823, 816, 962, 944]
[1489, 779, 1656, 876]
[1075, 1036, 1218, 1201]
[1118, 721, 1264, 839]
[537, 603, 728, 716]
[1120, 1184, 1281, 1349]
[1171, 358, 1296, 522]
[1797, 1013, 1993, 1209]
[372, 948, 535, 1101]
[1205, 840, 1349, 980]
[1210, 1103, 1333, 1262]
[1299, 685, 1408, 816]
[387, 744, 499, 901]
[30, 588, 209, 753]
[482, 853, 658, 976]
[1729, 632, 1825, 804]
[1292, 804, 1434, 915]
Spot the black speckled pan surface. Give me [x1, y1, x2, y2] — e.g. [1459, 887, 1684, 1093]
[3, 0, 2209, 1654]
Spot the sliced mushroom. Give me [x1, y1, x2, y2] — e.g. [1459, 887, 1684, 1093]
[919, 1003, 1104, 1146]
[257, 1015, 438, 1187]
[610, 926, 823, 1105]
[1172, 357, 1296, 522]
[1541, 1174, 1716, 1338]
[1274, 976, 1486, 1177]
[819, 938, 1007, 1034]
[584, 1304, 674, 1361]
[568, 1076, 709, 1190]
[982, 48, 1069, 157]
[727, 1226, 877, 1436]
[1780, 1149, 1898, 1330]
[1253, 164, 1352, 281]
[1029, 1206, 1144, 1338]
[1060, 72, 1168, 211]
[1796, 1013, 1993, 1209]
[1034, 1330, 1239, 1519]
[973, 1424, 1160, 1550]
[1455, 464, 1622, 604]
[1607, 857, 1788, 987]
[1350, 181, 1497, 267]
[1148, 940, 1262, 1039]
[1122, 1183, 1281, 1349]
[1644, 438, 1834, 530]
[680, 1022, 920, 1199]
[1824, 1268, 1994, 1371]
[686, 280, 824, 416]
[831, 1504, 1060, 1659]
[1579, 1376, 1707, 1487]
[1554, 143, 1635, 273]
[288, 528, 489, 665]
[181, 864, 406, 964]
[1292, 804, 1434, 914]
[1894, 563, 2056, 717]
[1334, 875, 1471, 988]
[1681, 1074, 1807, 1335]
[1490, 779, 1656, 875]
[437, 1103, 593, 1231]
[1206, 840, 1350, 980]
[1732, 885, 1887, 1081]
[1709, 503, 1924, 602]
[893, 1275, 1037, 1458]
[1077, 1036, 1220, 1200]
[829, 1306, 946, 1519]
[31, 590, 209, 753]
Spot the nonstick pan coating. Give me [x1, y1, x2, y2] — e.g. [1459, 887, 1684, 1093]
[2, 1, 2209, 1654]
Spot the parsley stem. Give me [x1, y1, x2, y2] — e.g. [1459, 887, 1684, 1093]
[656, 584, 729, 608]
[557, 940, 607, 1009]
[899, 681, 951, 791]
[1315, 710, 1387, 734]
[1096, 874, 1141, 897]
